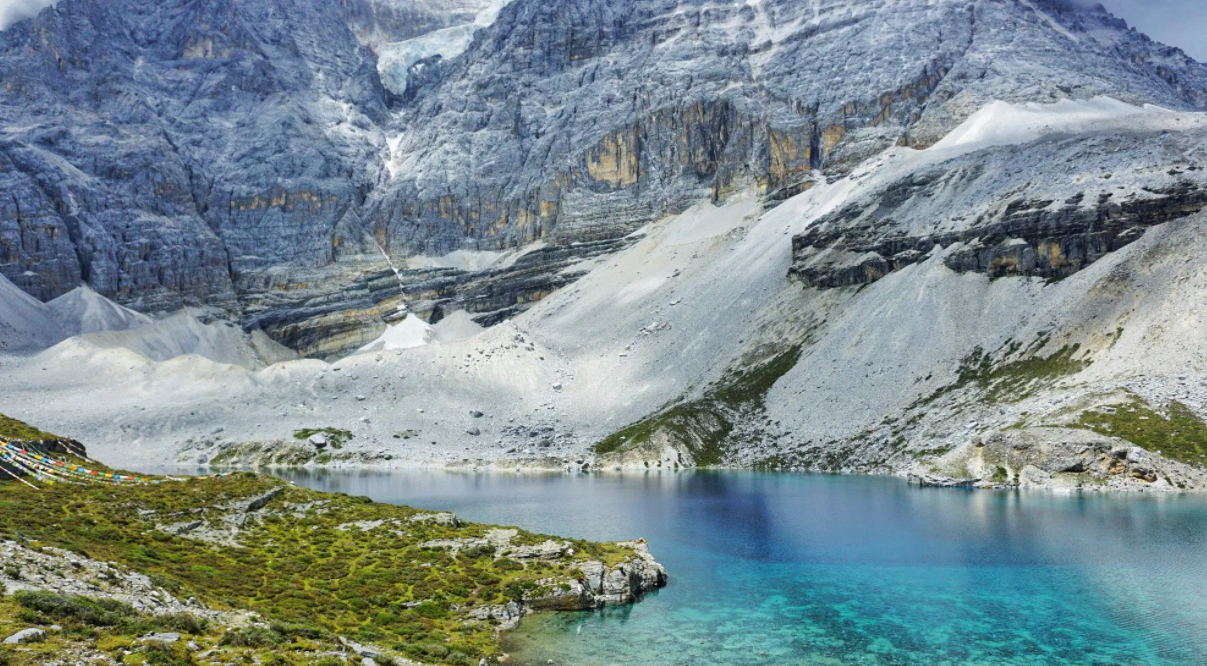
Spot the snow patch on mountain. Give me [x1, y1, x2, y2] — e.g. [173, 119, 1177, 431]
[405, 248, 508, 271]
[929, 96, 1169, 153]
[376, 0, 515, 94]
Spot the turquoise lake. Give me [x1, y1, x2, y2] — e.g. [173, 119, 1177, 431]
[272, 470, 1207, 666]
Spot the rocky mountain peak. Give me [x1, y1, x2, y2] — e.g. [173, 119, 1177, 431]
[2, 0, 1205, 357]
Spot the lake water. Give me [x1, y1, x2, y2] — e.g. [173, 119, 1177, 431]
[271, 470, 1207, 666]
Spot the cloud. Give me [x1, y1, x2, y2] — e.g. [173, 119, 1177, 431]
[1098, 0, 1207, 61]
[0, 0, 57, 31]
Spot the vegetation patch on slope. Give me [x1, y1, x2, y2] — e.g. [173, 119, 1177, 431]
[916, 339, 1090, 407]
[1076, 397, 1207, 466]
[292, 428, 353, 450]
[0, 415, 61, 442]
[595, 345, 803, 466]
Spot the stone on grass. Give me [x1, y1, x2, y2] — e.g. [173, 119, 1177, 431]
[4, 628, 46, 645]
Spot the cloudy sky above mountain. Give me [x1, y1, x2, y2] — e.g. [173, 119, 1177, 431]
[0, 0, 53, 30]
[0, 0, 1204, 60]
[1099, 0, 1207, 61]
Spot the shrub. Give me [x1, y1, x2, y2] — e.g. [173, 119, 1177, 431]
[419, 643, 450, 659]
[268, 620, 330, 641]
[146, 613, 208, 636]
[141, 642, 193, 666]
[218, 626, 285, 647]
[414, 601, 448, 620]
[14, 591, 137, 627]
[493, 558, 523, 572]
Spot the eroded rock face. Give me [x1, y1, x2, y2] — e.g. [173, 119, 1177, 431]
[241, 234, 637, 357]
[791, 130, 1207, 288]
[377, 0, 1207, 259]
[0, 0, 396, 314]
[911, 427, 1207, 492]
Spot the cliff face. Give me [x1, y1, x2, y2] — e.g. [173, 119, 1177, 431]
[3, 0, 1207, 357]
[0, 0, 394, 315]
[374, 0, 1207, 254]
[791, 128, 1207, 288]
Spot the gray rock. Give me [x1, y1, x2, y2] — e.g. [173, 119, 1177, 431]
[238, 486, 286, 513]
[3, 0, 1204, 358]
[159, 520, 204, 537]
[338, 636, 387, 659]
[408, 512, 460, 527]
[3, 628, 46, 645]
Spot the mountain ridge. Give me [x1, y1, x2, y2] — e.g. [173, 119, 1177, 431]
[2, 0, 1207, 492]
[3, 0, 1207, 359]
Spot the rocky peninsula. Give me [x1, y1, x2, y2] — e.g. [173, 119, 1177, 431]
[0, 416, 666, 666]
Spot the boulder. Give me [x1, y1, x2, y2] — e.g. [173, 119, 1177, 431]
[4, 628, 46, 645]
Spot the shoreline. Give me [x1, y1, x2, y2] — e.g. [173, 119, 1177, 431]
[152, 455, 1207, 496]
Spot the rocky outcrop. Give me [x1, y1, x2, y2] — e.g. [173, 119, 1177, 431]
[0, 541, 233, 622]
[577, 540, 667, 606]
[792, 132, 1207, 288]
[911, 427, 1207, 492]
[241, 234, 638, 357]
[473, 539, 667, 621]
[3, 628, 46, 645]
[403, 529, 666, 622]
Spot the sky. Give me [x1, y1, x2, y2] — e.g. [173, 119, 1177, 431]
[0, 0, 1204, 60]
[1098, 0, 1207, 61]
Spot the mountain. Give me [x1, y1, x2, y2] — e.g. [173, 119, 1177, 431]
[2, 0, 1207, 491]
[3, 0, 1206, 357]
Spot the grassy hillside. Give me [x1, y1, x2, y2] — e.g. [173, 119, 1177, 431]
[0, 414, 61, 442]
[0, 425, 659, 665]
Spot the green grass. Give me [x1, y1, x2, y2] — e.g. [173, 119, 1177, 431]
[0, 414, 61, 441]
[594, 403, 732, 465]
[917, 341, 1089, 407]
[595, 345, 803, 466]
[0, 472, 642, 665]
[1077, 397, 1207, 466]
